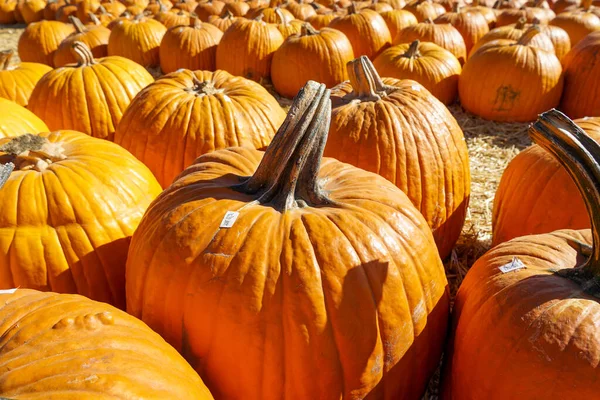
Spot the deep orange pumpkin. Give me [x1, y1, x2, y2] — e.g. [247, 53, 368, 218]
[434, 3, 490, 54]
[154, 8, 190, 27]
[550, 5, 600, 46]
[18, 20, 75, 66]
[207, 9, 238, 30]
[0, 50, 51, 107]
[0, 97, 49, 138]
[53, 16, 111, 67]
[107, 14, 167, 67]
[395, 18, 467, 64]
[380, 9, 418, 39]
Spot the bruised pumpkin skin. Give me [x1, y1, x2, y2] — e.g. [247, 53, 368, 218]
[0, 97, 48, 138]
[0, 130, 162, 309]
[0, 49, 51, 107]
[442, 111, 600, 400]
[28, 42, 154, 141]
[492, 117, 600, 246]
[0, 289, 214, 399]
[324, 57, 470, 260]
[126, 81, 450, 400]
[114, 69, 286, 188]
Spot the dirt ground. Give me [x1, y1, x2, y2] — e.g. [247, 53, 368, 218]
[0, 24, 530, 399]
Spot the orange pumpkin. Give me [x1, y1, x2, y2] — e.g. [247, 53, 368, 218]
[18, 20, 75, 67]
[114, 69, 286, 187]
[207, 9, 238, 30]
[395, 19, 467, 64]
[43, 0, 66, 19]
[0, 0, 17, 24]
[365, 0, 394, 12]
[560, 31, 600, 119]
[171, 0, 197, 11]
[53, 16, 111, 67]
[215, 17, 284, 81]
[154, 8, 190, 27]
[0, 98, 49, 138]
[459, 26, 563, 122]
[538, 22, 571, 62]
[222, 0, 249, 15]
[273, 11, 304, 38]
[194, 0, 225, 20]
[324, 57, 470, 259]
[380, 9, 418, 40]
[468, 18, 555, 56]
[159, 17, 223, 74]
[19, 0, 46, 23]
[75, 0, 101, 22]
[100, 0, 127, 15]
[107, 14, 167, 67]
[283, 0, 316, 19]
[404, 0, 445, 21]
[126, 80, 450, 400]
[55, 0, 78, 22]
[496, 6, 555, 26]
[463, 0, 497, 28]
[0, 50, 51, 107]
[0, 131, 161, 308]
[373, 40, 462, 105]
[271, 24, 354, 98]
[442, 110, 600, 400]
[550, 5, 600, 45]
[329, 5, 391, 59]
[434, 3, 490, 54]
[492, 116, 600, 245]
[29, 42, 154, 140]
[246, 4, 293, 21]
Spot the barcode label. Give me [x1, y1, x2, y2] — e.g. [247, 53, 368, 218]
[220, 211, 239, 228]
[499, 257, 526, 273]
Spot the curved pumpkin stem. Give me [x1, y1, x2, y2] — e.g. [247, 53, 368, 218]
[0, 50, 14, 70]
[88, 12, 101, 25]
[301, 22, 318, 35]
[347, 56, 387, 101]
[517, 25, 541, 45]
[69, 15, 87, 33]
[274, 7, 287, 25]
[403, 40, 420, 58]
[529, 110, 600, 295]
[235, 81, 334, 211]
[71, 41, 97, 66]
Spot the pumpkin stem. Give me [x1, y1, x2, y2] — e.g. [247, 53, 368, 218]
[88, 12, 101, 25]
[254, 13, 265, 21]
[70, 41, 97, 66]
[234, 81, 333, 211]
[300, 22, 318, 35]
[187, 76, 223, 96]
[274, 7, 287, 25]
[0, 50, 13, 70]
[97, 4, 108, 14]
[0, 134, 67, 172]
[403, 40, 420, 58]
[190, 15, 201, 27]
[348, 1, 357, 14]
[134, 12, 145, 20]
[517, 25, 541, 45]
[223, 9, 233, 18]
[69, 15, 87, 33]
[515, 17, 526, 29]
[424, 17, 434, 23]
[452, 2, 460, 12]
[529, 110, 600, 296]
[347, 56, 387, 101]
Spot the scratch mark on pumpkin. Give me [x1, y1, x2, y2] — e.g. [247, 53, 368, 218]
[492, 85, 520, 112]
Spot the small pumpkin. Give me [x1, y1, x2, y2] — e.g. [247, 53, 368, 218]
[29, 41, 155, 140]
[434, 3, 490, 54]
[271, 24, 354, 98]
[75, 0, 101, 22]
[100, 0, 127, 14]
[463, 0, 497, 28]
[560, 31, 600, 119]
[459, 26, 563, 122]
[395, 18, 467, 64]
[283, 0, 316, 19]
[215, 16, 284, 81]
[246, 4, 293, 21]
[107, 13, 167, 67]
[126, 80, 450, 400]
[19, 0, 46, 23]
[496, 5, 555, 26]
[0, 289, 214, 399]
[0, 131, 161, 308]
[55, 0, 78, 21]
[492, 116, 600, 245]
[154, 8, 190, 27]
[207, 9, 238, 30]
[43, 0, 66, 19]
[0, 0, 17, 24]
[442, 110, 600, 400]
[550, 3, 600, 45]
[373, 40, 462, 105]
[54, 16, 111, 67]
[159, 17, 222, 74]
[404, 0, 445, 21]
[18, 20, 75, 67]
[172, 0, 197, 12]
[0, 98, 49, 138]
[328, 4, 392, 59]
[114, 69, 286, 187]
[324, 56, 470, 259]
[0, 50, 52, 107]
[194, 0, 225, 20]
[380, 9, 418, 40]
[222, 0, 249, 15]
[305, 8, 336, 28]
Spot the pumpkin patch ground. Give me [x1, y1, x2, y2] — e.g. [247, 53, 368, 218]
[0, 21, 532, 398]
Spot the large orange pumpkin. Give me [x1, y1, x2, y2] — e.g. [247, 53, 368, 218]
[434, 3, 490, 54]
[442, 110, 600, 400]
[324, 56, 470, 259]
[459, 26, 563, 122]
[373, 40, 462, 105]
[0, 98, 49, 138]
[159, 16, 223, 74]
[28, 42, 154, 140]
[114, 69, 286, 187]
[395, 19, 467, 64]
[215, 16, 284, 81]
[126, 80, 450, 400]
[492, 116, 600, 246]
[560, 31, 600, 119]
[0, 50, 51, 107]
[328, 5, 392, 59]
[0, 289, 213, 399]
[53, 15, 111, 67]
[18, 20, 75, 67]
[0, 130, 161, 308]
[107, 14, 167, 67]
[271, 24, 355, 98]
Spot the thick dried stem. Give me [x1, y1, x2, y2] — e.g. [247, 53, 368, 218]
[0, 50, 13, 70]
[452, 2, 460, 12]
[529, 110, 600, 295]
[70, 41, 97, 66]
[274, 7, 287, 25]
[88, 12, 101, 25]
[234, 81, 333, 211]
[347, 56, 387, 101]
[69, 15, 87, 33]
[403, 40, 420, 58]
[348, 1, 357, 14]
[515, 17, 527, 29]
[0, 134, 67, 172]
[517, 25, 541, 45]
[301, 22, 318, 36]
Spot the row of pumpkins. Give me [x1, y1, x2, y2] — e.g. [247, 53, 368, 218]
[0, 0, 599, 400]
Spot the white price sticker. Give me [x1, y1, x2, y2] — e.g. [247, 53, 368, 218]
[220, 211, 239, 228]
[499, 257, 526, 274]
[0, 288, 17, 294]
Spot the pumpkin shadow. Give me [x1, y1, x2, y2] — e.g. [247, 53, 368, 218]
[432, 196, 470, 262]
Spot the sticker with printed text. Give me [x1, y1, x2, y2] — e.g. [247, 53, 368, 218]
[220, 211, 239, 228]
[499, 257, 526, 274]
